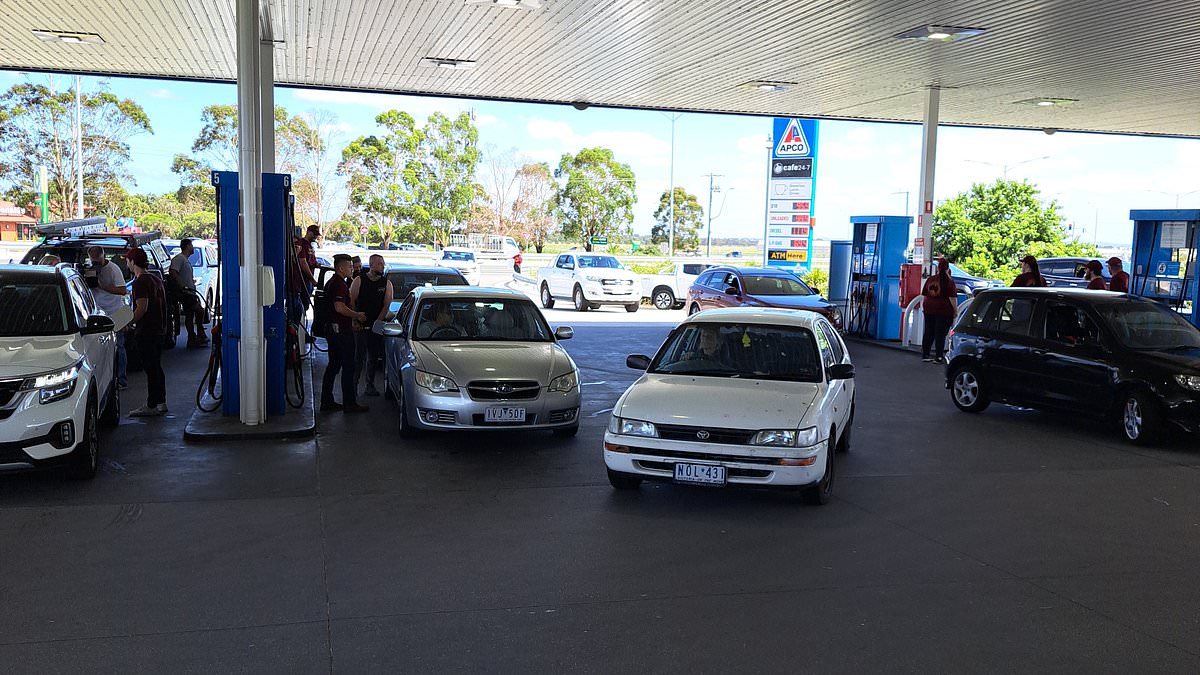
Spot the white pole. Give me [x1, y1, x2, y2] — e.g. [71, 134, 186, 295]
[667, 115, 675, 257]
[259, 39, 275, 173]
[917, 86, 940, 276]
[74, 76, 83, 219]
[237, 0, 265, 425]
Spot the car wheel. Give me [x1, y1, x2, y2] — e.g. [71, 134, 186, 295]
[950, 365, 990, 413]
[540, 283, 555, 309]
[652, 287, 675, 310]
[68, 394, 99, 480]
[397, 383, 419, 438]
[688, 303, 701, 316]
[801, 432, 835, 505]
[100, 378, 120, 428]
[625, 303, 639, 313]
[1121, 389, 1163, 446]
[553, 423, 579, 438]
[573, 286, 590, 312]
[837, 405, 853, 453]
[607, 468, 642, 490]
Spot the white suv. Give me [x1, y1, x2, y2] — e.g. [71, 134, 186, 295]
[0, 264, 120, 478]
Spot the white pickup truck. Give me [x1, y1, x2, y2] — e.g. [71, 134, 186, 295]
[641, 262, 713, 310]
[538, 252, 641, 312]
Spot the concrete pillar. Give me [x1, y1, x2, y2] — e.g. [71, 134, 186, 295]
[236, 0, 265, 424]
[259, 40, 275, 173]
[917, 86, 940, 276]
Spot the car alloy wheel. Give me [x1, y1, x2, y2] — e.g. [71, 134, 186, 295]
[653, 289, 675, 310]
[573, 286, 589, 312]
[540, 284, 555, 309]
[953, 370, 979, 407]
[1124, 397, 1142, 440]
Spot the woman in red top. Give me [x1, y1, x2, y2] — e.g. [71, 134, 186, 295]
[1011, 255, 1047, 287]
[1084, 260, 1107, 290]
[921, 258, 958, 363]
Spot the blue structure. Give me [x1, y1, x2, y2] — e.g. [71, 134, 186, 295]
[847, 215, 911, 340]
[1129, 209, 1200, 326]
[213, 171, 291, 417]
[828, 239, 852, 320]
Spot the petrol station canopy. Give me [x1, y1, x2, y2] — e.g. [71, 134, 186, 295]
[2, 0, 1198, 137]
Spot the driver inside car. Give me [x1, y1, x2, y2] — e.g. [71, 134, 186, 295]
[416, 302, 459, 338]
[684, 325, 726, 363]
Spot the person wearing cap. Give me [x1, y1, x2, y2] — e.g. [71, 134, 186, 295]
[1084, 260, 1107, 290]
[921, 257, 958, 363]
[320, 253, 370, 414]
[288, 225, 320, 325]
[126, 247, 169, 417]
[1011, 255, 1047, 287]
[1107, 257, 1129, 293]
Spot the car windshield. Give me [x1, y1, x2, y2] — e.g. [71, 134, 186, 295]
[387, 271, 469, 297]
[413, 298, 552, 342]
[1095, 301, 1200, 350]
[948, 263, 970, 278]
[441, 251, 475, 262]
[741, 274, 812, 296]
[578, 256, 623, 270]
[649, 322, 822, 382]
[0, 280, 70, 336]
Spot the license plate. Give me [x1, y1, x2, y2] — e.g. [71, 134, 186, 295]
[674, 463, 726, 486]
[485, 407, 526, 422]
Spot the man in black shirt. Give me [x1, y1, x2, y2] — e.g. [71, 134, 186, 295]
[321, 254, 369, 413]
[350, 254, 394, 397]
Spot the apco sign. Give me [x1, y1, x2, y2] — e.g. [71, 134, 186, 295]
[774, 119, 813, 157]
[765, 118, 819, 273]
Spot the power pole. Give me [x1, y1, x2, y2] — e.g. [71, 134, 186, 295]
[703, 173, 723, 258]
[75, 75, 84, 219]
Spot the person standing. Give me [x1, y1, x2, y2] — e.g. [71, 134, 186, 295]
[169, 238, 207, 348]
[320, 254, 370, 414]
[126, 248, 168, 417]
[350, 254, 394, 397]
[351, 255, 363, 280]
[1011, 255, 1047, 287]
[1107, 257, 1130, 293]
[88, 246, 129, 391]
[290, 225, 320, 324]
[1084, 260, 1108, 290]
[921, 258, 958, 364]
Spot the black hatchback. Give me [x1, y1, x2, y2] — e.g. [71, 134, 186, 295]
[944, 288, 1200, 445]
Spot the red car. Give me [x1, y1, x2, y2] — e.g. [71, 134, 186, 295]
[687, 266, 843, 328]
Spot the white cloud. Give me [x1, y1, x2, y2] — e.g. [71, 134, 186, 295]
[474, 113, 499, 127]
[736, 134, 771, 155]
[148, 88, 176, 99]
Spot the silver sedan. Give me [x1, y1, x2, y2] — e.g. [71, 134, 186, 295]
[376, 287, 581, 437]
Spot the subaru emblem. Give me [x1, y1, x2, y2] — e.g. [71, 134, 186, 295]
[696, 430, 710, 440]
[498, 384, 513, 394]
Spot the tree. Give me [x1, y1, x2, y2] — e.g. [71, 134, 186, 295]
[932, 179, 1099, 281]
[553, 147, 636, 251]
[482, 145, 521, 235]
[410, 112, 481, 246]
[511, 162, 556, 253]
[292, 110, 345, 230]
[651, 187, 703, 252]
[0, 76, 152, 221]
[338, 110, 422, 244]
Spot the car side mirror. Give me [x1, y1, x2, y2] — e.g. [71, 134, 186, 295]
[373, 319, 405, 338]
[810, 285, 821, 296]
[626, 354, 651, 370]
[555, 326, 574, 340]
[725, 287, 740, 296]
[81, 314, 115, 335]
[827, 363, 855, 380]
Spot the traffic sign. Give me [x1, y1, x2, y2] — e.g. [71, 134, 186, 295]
[591, 237, 608, 245]
[360, 225, 369, 235]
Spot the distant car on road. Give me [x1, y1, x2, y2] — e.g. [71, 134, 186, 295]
[687, 266, 843, 328]
[434, 248, 481, 285]
[725, 251, 744, 258]
[538, 252, 641, 312]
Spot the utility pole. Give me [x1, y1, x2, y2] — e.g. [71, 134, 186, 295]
[658, 112, 682, 256]
[74, 75, 84, 219]
[703, 173, 723, 258]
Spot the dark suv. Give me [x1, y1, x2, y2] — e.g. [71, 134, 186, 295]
[687, 266, 842, 328]
[1037, 257, 1110, 289]
[945, 287, 1200, 444]
[21, 229, 172, 288]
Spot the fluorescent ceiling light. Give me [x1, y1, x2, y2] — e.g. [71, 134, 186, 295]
[896, 25, 986, 42]
[1014, 97, 1078, 107]
[466, 0, 542, 8]
[421, 57, 476, 70]
[742, 81, 794, 93]
[31, 30, 105, 45]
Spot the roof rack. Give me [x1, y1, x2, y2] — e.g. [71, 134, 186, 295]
[35, 217, 108, 238]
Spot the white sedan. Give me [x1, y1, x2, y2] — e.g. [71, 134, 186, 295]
[434, 248, 481, 286]
[603, 308, 855, 504]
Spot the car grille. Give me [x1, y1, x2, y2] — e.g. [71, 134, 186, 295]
[656, 424, 755, 445]
[0, 442, 32, 465]
[601, 279, 633, 286]
[467, 380, 541, 401]
[549, 408, 578, 423]
[0, 379, 22, 407]
[416, 409, 457, 424]
[472, 413, 538, 427]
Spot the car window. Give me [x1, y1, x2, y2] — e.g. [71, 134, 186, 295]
[397, 295, 416, 328]
[741, 274, 812, 296]
[578, 255, 623, 269]
[0, 279, 71, 336]
[413, 298, 552, 341]
[65, 278, 90, 326]
[556, 255, 571, 269]
[986, 297, 1036, 336]
[73, 276, 97, 315]
[1042, 301, 1102, 347]
[1095, 300, 1200, 350]
[819, 321, 845, 363]
[957, 297, 994, 331]
[682, 264, 708, 276]
[695, 271, 713, 288]
[814, 321, 836, 368]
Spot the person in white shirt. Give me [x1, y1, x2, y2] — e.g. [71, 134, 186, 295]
[88, 246, 130, 389]
[168, 238, 207, 348]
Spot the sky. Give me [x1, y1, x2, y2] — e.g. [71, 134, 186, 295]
[4, 69, 1199, 247]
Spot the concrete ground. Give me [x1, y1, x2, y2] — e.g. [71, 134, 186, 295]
[3, 318, 1200, 674]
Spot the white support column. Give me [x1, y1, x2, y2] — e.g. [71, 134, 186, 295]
[236, 0, 265, 425]
[917, 86, 940, 276]
[259, 40, 275, 173]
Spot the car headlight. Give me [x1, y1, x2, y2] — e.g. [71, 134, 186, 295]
[548, 371, 578, 393]
[584, 274, 603, 282]
[1175, 374, 1200, 391]
[415, 370, 458, 393]
[609, 417, 658, 438]
[752, 427, 819, 447]
[25, 363, 81, 405]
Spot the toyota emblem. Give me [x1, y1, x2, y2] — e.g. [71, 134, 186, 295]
[696, 430, 710, 440]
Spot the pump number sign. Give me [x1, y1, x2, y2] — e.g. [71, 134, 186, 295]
[764, 118, 818, 274]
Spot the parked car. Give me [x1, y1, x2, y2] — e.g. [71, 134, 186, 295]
[375, 287, 580, 436]
[434, 248, 481, 285]
[948, 263, 1002, 296]
[725, 251, 744, 258]
[687, 266, 843, 328]
[642, 262, 713, 310]
[604, 308, 854, 504]
[539, 252, 641, 312]
[21, 228, 172, 287]
[0, 264, 120, 479]
[1037, 257, 1109, 289]
[946, 287, 1200, 445]
[163, 238, 220, 311]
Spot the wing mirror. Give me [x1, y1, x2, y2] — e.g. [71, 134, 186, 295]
[555, 326, 574, 340]
[827, 363, 855, 380]
[626, 354, 651, 370]
[725, 287, 740, 296]
[810, 285, 821, 296]
[81, 314, 115, 335]
[373, 319, 405, 338]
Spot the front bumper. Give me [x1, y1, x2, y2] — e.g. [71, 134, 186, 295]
[602, 432, 827, 487]
[406, 385, 581, 431]
[1161, 394, 1200, 433]
[0, 385, 90, 470]
[581, 282, 638, 304]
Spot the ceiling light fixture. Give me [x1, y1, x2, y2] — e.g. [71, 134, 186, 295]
[421, 57, 476, 70]
[32, 30, 105, 45]
[895, 25, 986, 42]
[742, 81, 794, 93]
[1015, 97, 1078, 107]
[466, 0, 542, 9]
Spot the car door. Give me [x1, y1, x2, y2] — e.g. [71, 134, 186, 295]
[712, 272, 742, 308]
[1037, 300, 1116, 412]
[67, 276, 112, 392]
[388, 294, 416, 388]
[978, 295, 1045, 405]
[811, 320, 845, 435]
[817, 319, 853, 430]
[554, 255, 576, 296]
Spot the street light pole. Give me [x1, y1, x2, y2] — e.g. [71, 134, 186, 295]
[703, 173, 722, 258]
[74, 76, 83, 219]
[660, 112, 681, 256]
[963, 155, 1050, 180]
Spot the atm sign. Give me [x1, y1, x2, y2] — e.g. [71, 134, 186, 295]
[768, 249, 809, 263]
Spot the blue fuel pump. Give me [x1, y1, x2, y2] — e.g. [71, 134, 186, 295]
[828, 239, 852, 323]
[847, 216, 911, 339]
[1129, 209, 1200, 326]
